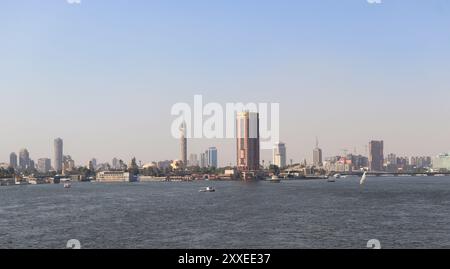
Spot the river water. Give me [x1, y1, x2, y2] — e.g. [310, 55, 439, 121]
[1, 176, 450, 249]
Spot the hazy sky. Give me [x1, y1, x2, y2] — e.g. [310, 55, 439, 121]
[1, 0, 450, 166]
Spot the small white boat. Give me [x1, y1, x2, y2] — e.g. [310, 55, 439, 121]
[64, 183, 72, 189]
[199, 187, 215, 192]
[360, 172, 367, 185]
[333, 174, 342, 179]
[268, 175, 281, 183]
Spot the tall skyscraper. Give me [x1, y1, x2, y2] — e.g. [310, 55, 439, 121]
[313, 137, 323, 167]
[180, 121, 187, 167]
[9, 152, 18, 169]
[273, 142, 287, 168]
[207, 147, 218, 168]
[369, 140, 384, 171]
[37, 158, 51, 173]
[54, 138, 63, 173]
[236, 112, 260, 171]
[19, 149, 30, 170]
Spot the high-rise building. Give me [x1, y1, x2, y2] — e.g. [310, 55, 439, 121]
[189, 154, 199, 167]
[433, 153, 450, 171]
[180, 121, 187, 167]
[54, 138, 63, 173]
[369, 140, 384, 171]
[29, 160, 35, 170]
[200, 152, 207, 168]
[37, 158, 51, 173]
[207, 147, 218, 168]
[273, 142, 287, 168]
[313, 138, 323, 167]
[91, 158, 97, 170]
[9, 152, 18, 169]
[112, 158, 119, 170]
[410, 156, 432, 168]
[19, 149, 30, 170]
[236, 112, 260, 171]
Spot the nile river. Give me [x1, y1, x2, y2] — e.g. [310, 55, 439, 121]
[1, 176, 450, 249]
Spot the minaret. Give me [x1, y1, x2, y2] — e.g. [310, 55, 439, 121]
[180, 121, 187, 168]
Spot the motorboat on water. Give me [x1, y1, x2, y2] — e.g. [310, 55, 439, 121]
[333, 174, 342, 179]
[267, 175, 281, 183]
[64, 182, 72, 189]
[199, 187, 215, 192]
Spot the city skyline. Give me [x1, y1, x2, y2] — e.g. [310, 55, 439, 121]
[2, 135, 450, 169]
[1, 1, 450, 166]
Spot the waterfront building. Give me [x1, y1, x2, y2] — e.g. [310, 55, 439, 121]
[112, 158, 119, 170]
[200, 152, 207, 168]
[369, 140, 384, 172]
[236, 112, 260, 171]
[157, 160, 172, 170]
[385, 153, 398, 172]
[9, 152, 17, 169]
[189, 154, 199, 167]
[54, 138, 63, 173]
[180, 121, 187, 168]
[91, 158, 97, 170]
[63, 155, 75, 172]
[396, 156, 410, 171]
[410, 156, 432, 168]
[273, 142, 287, 168]
[386, 153, 397, 165]
[433, 154, 450, 171]
[96, 171, 132, 182]
[207, 147, 218, 168]
[37, 158, 51, 173]
[19, 149, 30, 170]
[28, 159, 35, 170]
[88, 160, 95, 171]
[313, 138, 322, 167]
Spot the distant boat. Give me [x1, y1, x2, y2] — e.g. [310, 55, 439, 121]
[333, 174, 342, 179]
[360, 172, 367, 185]
[199, 187, 215, 192]
[64, 182, 72, 189]
[268, 175, 281, 183]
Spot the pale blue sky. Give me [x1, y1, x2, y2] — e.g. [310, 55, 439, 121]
[1, 0, 450, 166]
